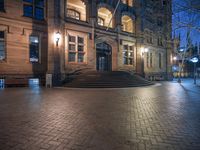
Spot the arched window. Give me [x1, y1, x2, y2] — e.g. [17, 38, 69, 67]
[121, 15, 134, 33]
[66, 0, 86, 21]
[67, 9, 80, 20]
[98, 7, 113, 28]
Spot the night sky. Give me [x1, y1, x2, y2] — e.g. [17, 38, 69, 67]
[173, 0, 200, 47]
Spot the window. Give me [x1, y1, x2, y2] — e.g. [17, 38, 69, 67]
[123, 45, 134, 65]
[29, 36, 40, 63]
[146, 30, 153, 44]
[98, 7, 113, 28]
[68, 35, 85, 63]
[162, 0, 167, 6]
[146, 52, 149, 67]
[0, 31, 5, 61]
[121, 0, 133, 6]
[158, 36, 163, 46]
[67, 9, 80, 20]
[159, 53, 162, 69]
[66, 0, 86, 21]
[150, 52, 153, 67]
[23, 0, 45, 20]
[121, 15, 134, 33]
[0, 0, 4, 12]
[98, 17, 104, 26]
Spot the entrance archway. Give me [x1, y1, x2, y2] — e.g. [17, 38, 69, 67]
[96, 42, 112, 71]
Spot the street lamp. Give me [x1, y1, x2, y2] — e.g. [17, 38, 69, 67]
[54, 31, 61, 46]
[190, 57, 199, 85]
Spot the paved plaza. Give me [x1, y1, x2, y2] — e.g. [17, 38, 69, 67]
[0, 80, 200, 150]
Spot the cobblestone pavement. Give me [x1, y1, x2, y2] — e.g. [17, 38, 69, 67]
[0, 80, 200, 150]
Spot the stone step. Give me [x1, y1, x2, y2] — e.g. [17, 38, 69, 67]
[63, 71, 153, 88]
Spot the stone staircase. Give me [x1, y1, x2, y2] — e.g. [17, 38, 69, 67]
[63, 71, 153, 88]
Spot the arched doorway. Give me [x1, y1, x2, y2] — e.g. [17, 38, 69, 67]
[96, 42, 112, 71]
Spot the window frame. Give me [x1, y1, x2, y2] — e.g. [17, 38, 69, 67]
[23, 0, 45, 20]
[123, 44, 134, 66]
[67, 34, 86, 63]
[0, 31, 6, 62]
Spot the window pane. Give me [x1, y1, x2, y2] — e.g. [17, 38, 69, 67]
[69, 35, 75, 43]
[68, 52, 76, 62]
[78, 37, 84, 44]
[29, 36, 39, 62]
[69, 44, 75, 51]
[0, 31, 5, 60]
[24, 5, 33, 17]
[35, 0, 44, 7]
[129, 58, 133, 65]
[0, 0, 4, 11]
[124, 45, 128, 50]
[78, 45, 84, 52]
[78, 53, 84, 62]
[123, 57, 128, 65]
[0, 41, 5, 60]
[98, 17, 104, 26]
[35, 7, 44, 20]
[0, 31, 4, 39]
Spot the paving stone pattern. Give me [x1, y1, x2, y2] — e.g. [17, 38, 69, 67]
[0, 81, 200, 150]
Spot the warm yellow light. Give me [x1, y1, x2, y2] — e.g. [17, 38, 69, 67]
[54, 32, 61, 46]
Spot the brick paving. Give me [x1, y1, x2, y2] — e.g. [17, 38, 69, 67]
[0, 81, 200, 150]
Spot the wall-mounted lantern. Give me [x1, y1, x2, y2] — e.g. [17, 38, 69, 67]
[54, 31, 61, 46]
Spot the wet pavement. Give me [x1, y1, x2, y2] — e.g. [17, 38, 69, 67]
[0, 79, 200, 150]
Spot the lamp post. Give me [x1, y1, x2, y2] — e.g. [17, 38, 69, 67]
[190, 57, 199, 85]
[141, 47, 149, 77]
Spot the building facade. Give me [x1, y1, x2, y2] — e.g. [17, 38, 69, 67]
[0, 0, 173, 85]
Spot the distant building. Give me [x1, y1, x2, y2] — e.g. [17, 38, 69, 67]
[0, 0, 173, 85]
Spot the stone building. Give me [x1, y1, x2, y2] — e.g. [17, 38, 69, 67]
[0, 0, 173, 86]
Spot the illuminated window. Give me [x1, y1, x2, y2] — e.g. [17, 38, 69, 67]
[23, 0, 45, 20]
[68, 35, 85, 63]
[121, 0, 133, 6]
[121, 15, 134, 33]
[29, 36, 40, 63]
[98, 7, 113, 28]
[66, 0, 86, 21]
[0, 31, 5, 61]
[98, 17, 104, 26]
[123, 44, 134, 65]
[67, 9, 80, 20]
